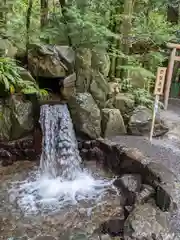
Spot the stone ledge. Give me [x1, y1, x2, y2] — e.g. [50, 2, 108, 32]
[0, 134, 40, 166]
[79, 138, 178, 213]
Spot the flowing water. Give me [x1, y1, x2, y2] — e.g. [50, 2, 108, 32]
[0, 104, 120, 239]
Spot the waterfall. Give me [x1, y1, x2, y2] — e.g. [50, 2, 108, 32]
[9, 104, 112, 215]
[39, 104, 82, 180]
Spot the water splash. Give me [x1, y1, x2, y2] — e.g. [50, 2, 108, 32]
[9, 104, 112, 215]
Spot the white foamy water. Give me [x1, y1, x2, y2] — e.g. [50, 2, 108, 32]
[9, 104, 112, 215]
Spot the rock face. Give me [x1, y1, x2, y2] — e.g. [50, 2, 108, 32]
[0, 135, 38, 166]
[101, 108, 126, 137]
[68, 93, 101, 139]
[90, 71, 109, 108]
[60, 73, 76, 100]
[114, 93, 135, 116]
[146, 162, 178, 212]
[79, 138, 178, 239]
[0, 95, 34, 141]
[28, 44, 74, 78]
[128, 105, 169, 136]
[0, 38, 17, 57]
[79, 138, 178, 214]
[124, 202, 177, 240]
[91, 49, 110, 77]
[75, 48, 92, 93]
[19, 67, 36, 83]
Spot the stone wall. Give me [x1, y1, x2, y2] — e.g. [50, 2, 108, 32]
[79, 138, 179, 239]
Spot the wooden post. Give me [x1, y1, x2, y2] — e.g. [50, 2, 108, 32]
[150, 95, 159, 142]
[164, 48, 176, 109]
[149, 67, 167, 142]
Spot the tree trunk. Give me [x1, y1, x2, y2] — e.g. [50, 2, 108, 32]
[40, 0, 48, 28]
[59, 0, 72, 47]
[26, 0, 33, 67]
[0, 0, 7, 36]
[167, 2, 180, 83]
[167, 4, 179, 24]
[120, 0, 133, 79]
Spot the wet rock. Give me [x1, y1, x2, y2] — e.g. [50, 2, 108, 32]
[0, 135, 38, 163]
[113, 179, 136, 207]
[34, 236, 56, 240]
[128, 106, 168, 137]
[101, 108, 126, 138]
[119, 174, 142, 193]
[68, 93, 101, 139]
[83, 141, 93, 149]
[136, 185, 155, 204]
[146, 162, 178, 212]
[0, 99, 12, 141]
[99, 218, 124, 237]
[80, 148, 89, 159]
[119, 147, 149, 176]
[91, 147, 105, 162]
[0, 149, 14, 166]
[124, 203, 177, 240]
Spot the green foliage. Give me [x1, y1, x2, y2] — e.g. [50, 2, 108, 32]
[120, 78, 154, 108]
[0, 57, 48, 98]
[5, 0, 41, 48]
[133, 88, 153, 108]
[1, 0, 180, 109]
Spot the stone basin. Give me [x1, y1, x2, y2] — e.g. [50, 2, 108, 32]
[0, 138, 179, 240]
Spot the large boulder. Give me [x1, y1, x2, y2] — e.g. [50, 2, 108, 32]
[0, 95, 34, 141]
[146, 162, 178, 212]
[68, 93, 101, 139]
[128, 105, 169, 136]
[60, 73, 76, 100]
[113, 93, 135, 116]
[90, 71, 109, 108]
[108, 82, 121, 98]
[101, 108, 126, 138]
[28, 44, 74, 78]
[0, 99, 12, 141]
[91, 49, 110, 77]
[18, 67, 36, 83]
[75, 48, 92, 93]
[11, 95, 34, 140]
[105, 92, 135, 124]
[0, 38, 17, 58]
[124, 203, 178, 240]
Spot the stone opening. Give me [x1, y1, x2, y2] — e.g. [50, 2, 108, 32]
[35, 76, 64, 95]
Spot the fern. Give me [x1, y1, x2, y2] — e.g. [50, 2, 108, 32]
[0, 57, 48, 98]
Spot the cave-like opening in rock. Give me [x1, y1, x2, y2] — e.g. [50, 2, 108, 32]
[35, 76, 64, 95]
